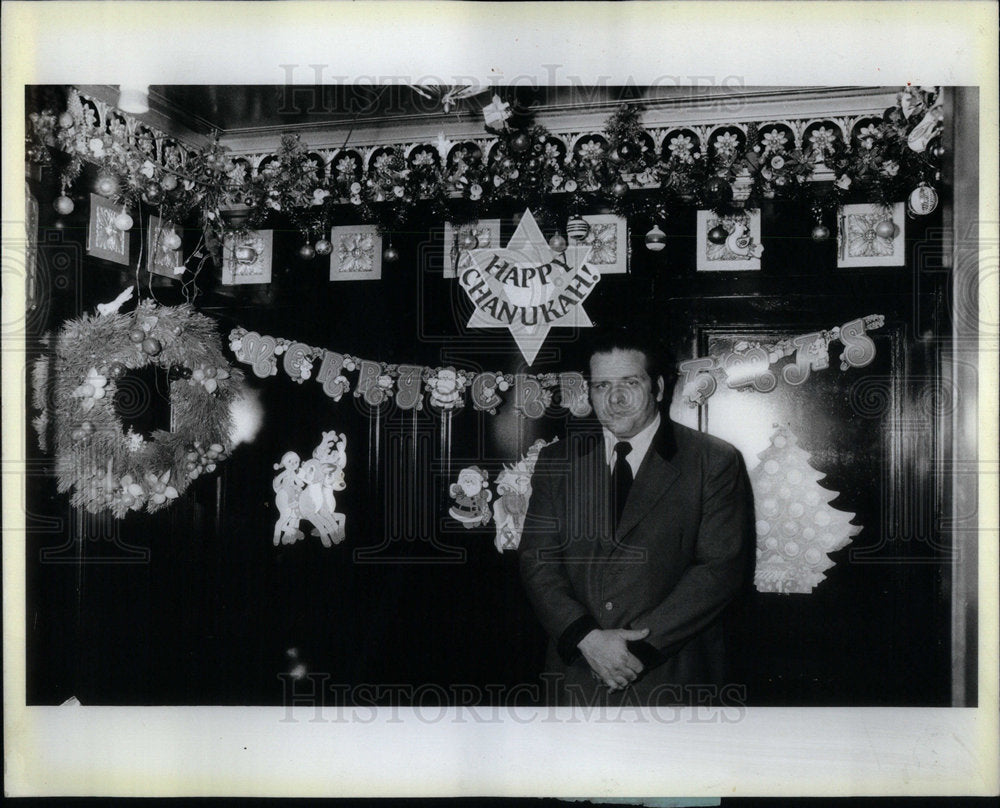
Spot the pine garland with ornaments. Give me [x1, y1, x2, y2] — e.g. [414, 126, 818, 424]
[27, 85, 945, 265]
[826, 86, 943, 207]
[33, 293, 243, 518]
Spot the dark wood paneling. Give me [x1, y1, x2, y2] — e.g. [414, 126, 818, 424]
[25, 161, 953, 706]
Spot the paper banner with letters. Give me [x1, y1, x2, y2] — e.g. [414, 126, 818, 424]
[228, 314, 883, 417]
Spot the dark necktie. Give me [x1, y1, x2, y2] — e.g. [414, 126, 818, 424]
[612, 441, 633, 529]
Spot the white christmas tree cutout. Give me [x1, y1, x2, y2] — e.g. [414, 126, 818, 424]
[751, 425, 862, 594]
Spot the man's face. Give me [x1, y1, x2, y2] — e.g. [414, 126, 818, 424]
[589, 348, 663, 439]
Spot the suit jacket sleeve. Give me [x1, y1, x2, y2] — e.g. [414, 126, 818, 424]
[628, 443, 754, 668]
[518, 447, 599, 664]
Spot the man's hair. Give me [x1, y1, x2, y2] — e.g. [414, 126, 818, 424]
[583, 325, 678, 400]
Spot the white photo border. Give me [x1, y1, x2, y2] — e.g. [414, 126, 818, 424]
[3, 0, 997, 799]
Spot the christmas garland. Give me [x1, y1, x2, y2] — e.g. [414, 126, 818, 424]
[27, 87, 944, 251]
[35, 299, 243, 518]
[227, 314, 883, 417]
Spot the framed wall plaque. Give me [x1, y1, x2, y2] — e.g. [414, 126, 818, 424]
[329, 225, 382, 282]
[696, 208, 764, 271]
[146, 215, 183, 278]
[837, 202, 906, 267]
[580, 213, 629, 274]
[221, 229, 273, 285]
[442, 219, 500, 279]
[86, 193, 130, 265]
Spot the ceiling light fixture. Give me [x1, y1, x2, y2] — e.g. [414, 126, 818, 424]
[118, 84, 150, 115]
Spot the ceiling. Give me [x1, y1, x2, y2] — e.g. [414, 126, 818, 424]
[149, 84, 847, 137]
[54, 83, 899, 156]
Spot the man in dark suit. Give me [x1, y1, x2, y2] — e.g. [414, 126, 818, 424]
[519, 328, 754, 705]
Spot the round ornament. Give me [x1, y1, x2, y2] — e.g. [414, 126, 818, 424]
[907, 183, 939, 216]
[160, 173, 178, 191]
[58, 111, 75, 129]
[548, 233, 568, 253]
[703, 177, 734, 206]
[874, 219, 899, 240]
[38, 301, 241, 518]
[113, 211, 134, 231]
[511, 132, 530, 153]
[383, 245, 400, 262]
[96, 176, 118, 196]
[128, 327, 147, 343]
[143, 182, 162, 204]
[565, 215, 590, 242]
[314, 239, 333, 256]
[298, 243, 316, 261]
[811, 224, 831, 241]
[53, 195, 75, 215]
[234, 246, 258, 264]
[707, 224, 730, 245]
[611, 180, 629, 198]
[644, 225, 667, 252]
[161, 230, 182, 251]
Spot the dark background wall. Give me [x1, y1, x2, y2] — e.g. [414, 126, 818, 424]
[25, 163, 952, 706]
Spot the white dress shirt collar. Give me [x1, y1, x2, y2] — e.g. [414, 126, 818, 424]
[603, 412, 662, 476]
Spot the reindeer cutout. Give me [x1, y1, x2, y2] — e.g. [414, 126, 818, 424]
[271, 431, 348, 547]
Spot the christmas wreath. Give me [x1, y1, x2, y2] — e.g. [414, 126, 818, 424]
[35, 297, 243, 518]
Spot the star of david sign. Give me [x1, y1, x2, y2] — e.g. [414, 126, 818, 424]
[460, 209, 600, 364]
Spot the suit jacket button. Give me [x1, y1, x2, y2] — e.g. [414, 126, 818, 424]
[604, 601, 614, 611]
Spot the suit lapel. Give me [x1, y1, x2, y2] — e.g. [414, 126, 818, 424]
[615, 420, 680, 541]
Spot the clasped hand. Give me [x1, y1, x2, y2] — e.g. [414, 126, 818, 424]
[578, 627, 649, 691]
